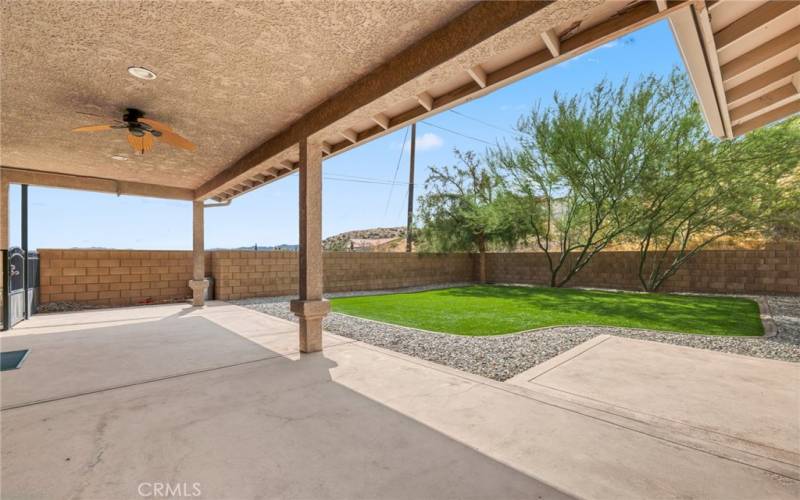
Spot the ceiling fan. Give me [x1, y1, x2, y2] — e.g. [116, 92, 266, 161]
[73, 108, 196, 154]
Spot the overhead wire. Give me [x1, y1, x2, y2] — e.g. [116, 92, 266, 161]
[323, 108, 520, 188]
[384, 126, 410, 216]
[324, 175, 417, 186]
[321, 110, 524, 215]
[447, 109, 524, 137]
[419, 121, 496, 147]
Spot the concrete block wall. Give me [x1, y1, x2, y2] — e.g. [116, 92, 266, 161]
[39, 249, 212, 307]
[212, 251, 475, 300]
[485, 243, 800, 294]
[211, 251, 297, 300]
[324, 252, 474, 294]
[36, 244, 798, 308]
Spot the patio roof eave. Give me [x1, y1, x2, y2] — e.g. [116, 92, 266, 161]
[0, 166, 195, 201]
[670, 0, 800, 139]
[196, 0, 693, 202]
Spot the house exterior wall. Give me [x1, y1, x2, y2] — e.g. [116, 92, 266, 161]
[37, 244, 798, 308]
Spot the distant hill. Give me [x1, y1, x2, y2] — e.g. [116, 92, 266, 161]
[323, 227, 406, 251]
[209, 244, 298, 251]
[250, 244, 298, 251]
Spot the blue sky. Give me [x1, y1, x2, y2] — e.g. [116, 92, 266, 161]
[11, 20, 686, 250]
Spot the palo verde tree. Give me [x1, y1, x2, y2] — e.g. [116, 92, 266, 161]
[490, 72, 688, 287]
[631, 115, 800, 291]
[769, 166, 800, 240]
[417, 149, 525, 282]
[761, 118, 800, 241]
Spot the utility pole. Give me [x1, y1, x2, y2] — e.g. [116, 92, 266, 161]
[406, 123, 416, 252]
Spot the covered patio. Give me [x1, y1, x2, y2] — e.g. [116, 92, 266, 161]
[2, 0, 799, 498]
[2, 0, 798, 346]
[2, 303, 797, 499]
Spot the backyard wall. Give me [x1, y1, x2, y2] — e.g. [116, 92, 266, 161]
[37, 243, 798, 308]
[39, 249, 212, 307]
[485, 243, 799, 295]
[211, 251, 475, 300]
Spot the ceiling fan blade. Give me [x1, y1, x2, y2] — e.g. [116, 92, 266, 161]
[76, 111, 124, 123]
[138, 118, 173, 132]
[156, 129, 196, 151]
[127, 132, 155, 153]
[127, 133, 141, 153]
[73, 124, 114, 132]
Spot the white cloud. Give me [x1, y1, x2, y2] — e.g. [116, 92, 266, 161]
[501, 104, 527, 112]
[391, 132, 444, 152]
[414, 132, 444, 151]
[559, 39, 618, 68]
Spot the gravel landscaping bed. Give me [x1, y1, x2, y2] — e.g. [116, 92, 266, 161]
[234, 287, 800, 381]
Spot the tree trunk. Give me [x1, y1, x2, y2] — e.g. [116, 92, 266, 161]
[477, 235, 487, 284]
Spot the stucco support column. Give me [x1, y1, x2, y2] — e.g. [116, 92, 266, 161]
[290, 138, 329, 353]
[0, 175, 8, 250]
[188, 200, 208, 306]
[1, 175, 7, 298]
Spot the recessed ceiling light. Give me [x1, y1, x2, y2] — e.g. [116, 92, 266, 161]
[111, 155, 128, 161]
[127, 66, 157, 80]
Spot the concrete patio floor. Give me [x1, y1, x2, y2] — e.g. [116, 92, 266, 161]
[1, 302, 798, 499]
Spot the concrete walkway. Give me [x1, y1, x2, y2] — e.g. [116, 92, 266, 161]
[508, 335, 800, 462]
[2, 302, 798, 499]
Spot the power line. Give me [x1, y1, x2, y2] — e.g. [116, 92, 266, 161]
[384, 126, 410, 216]
[324, 175, 417, 186]
[326, 173, 406, 183]
[324, 116, 516, 209]
[448, 109, 523, 137]
[324, 115, 511, 188]
[420, 121, 496, 147]
[325, 172, 396, 182]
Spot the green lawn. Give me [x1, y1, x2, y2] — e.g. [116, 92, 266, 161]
[330, 285, 763, 336]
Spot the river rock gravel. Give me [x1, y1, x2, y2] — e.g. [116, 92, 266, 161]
[234, 288, 800, 381]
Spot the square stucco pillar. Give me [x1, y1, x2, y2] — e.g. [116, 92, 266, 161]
[188, 200, 208, 306]
[0, 176, 7, 297]
[290, 138, 330, 353]
[0, 176, 8, 250]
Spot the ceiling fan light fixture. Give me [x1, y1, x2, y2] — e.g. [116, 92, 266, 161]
[127, 66, 157, 80]
[73, 108, 196, 153]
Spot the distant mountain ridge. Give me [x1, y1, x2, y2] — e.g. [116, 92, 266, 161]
[323, 227, 406, 251]
[209, 244, 298, 251]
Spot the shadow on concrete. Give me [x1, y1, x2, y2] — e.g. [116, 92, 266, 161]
[1, 309, 572, 499]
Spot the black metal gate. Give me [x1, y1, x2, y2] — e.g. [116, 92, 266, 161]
[2, 247, 39, 330]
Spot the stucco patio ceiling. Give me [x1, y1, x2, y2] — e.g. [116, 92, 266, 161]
[0, 0, 473, 194]
[5, 1, 789, 204]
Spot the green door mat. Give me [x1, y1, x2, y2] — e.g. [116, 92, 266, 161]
[1, 350, 29, 371]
